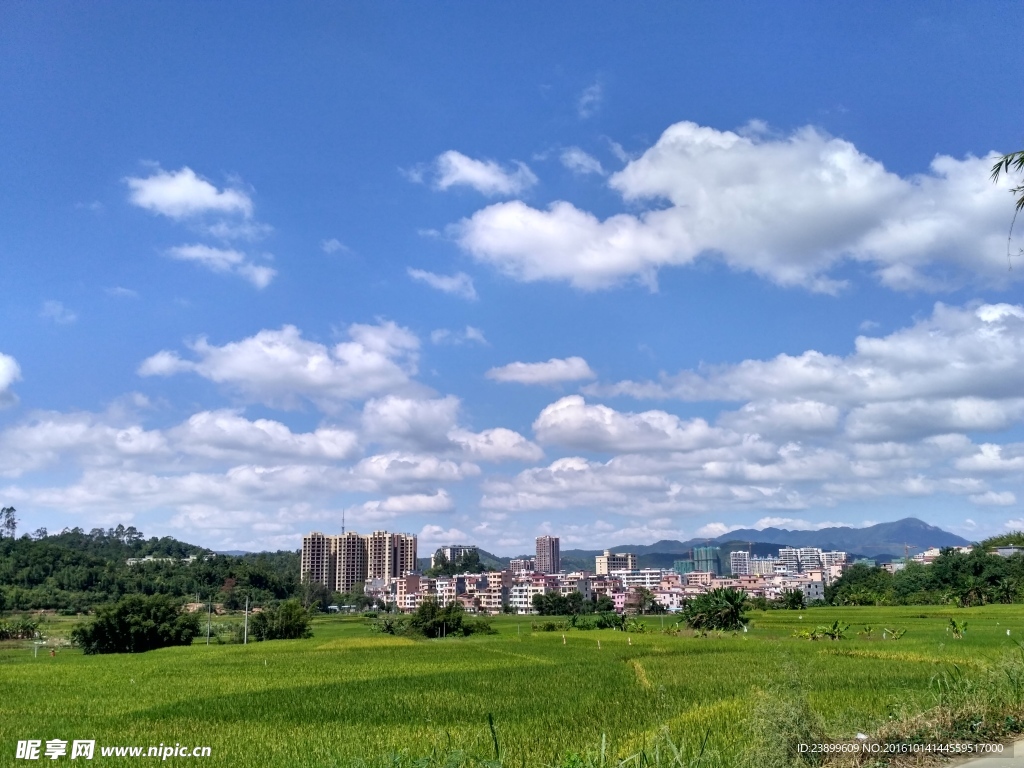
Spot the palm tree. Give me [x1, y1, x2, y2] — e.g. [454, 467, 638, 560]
[992, 577, 1018, 605]
[683, 587, 750, 631]
[779, 588, 805, 610]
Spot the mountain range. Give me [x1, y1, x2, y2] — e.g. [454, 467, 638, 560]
[544, 517, 971, 569]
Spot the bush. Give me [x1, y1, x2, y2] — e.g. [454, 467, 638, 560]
[248, 600, 313, 641]
[70, 594, 200, 654]
[682, 587, 749, 632]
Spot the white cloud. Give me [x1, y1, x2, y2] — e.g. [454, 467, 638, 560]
[695, 522, 742, 537]
[577, 83, 603, 119]
[138, 321, 420, 410]
[407, 269, 477, 300]
[419, 524, 470, 547]
[166, 244, 276, 289]
[449, 427, 544, 463]
[970, 490, 1017, 506]
[106, 286, 139, 299]
[349, 490, 455, 520]
[533, 396, 732, 453]
[362, 396, 461, 451]
[352, 452, 479, 488]
[170, 410, 359, 462]
[40, 300, 77, 325]
[321, 238, 351, 255]
[432, 151, 538, 196]
[455, 121, 1011, 292]
[560, 147, 605, 176]
[599, 303, 1024, 442]
[126, 166, 253, 219]
[719, 399, 841, 436]
[431, 326, 487, 346]
[486, 356, 596, 385]
[0, 353, 20, 407]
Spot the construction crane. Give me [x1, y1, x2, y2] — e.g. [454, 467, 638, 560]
[903, 543, 919, 562]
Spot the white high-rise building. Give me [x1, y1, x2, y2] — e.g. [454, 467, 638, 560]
[729, 550, 750, 576]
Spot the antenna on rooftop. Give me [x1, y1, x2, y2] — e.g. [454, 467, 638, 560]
[342, 508, 346, 536]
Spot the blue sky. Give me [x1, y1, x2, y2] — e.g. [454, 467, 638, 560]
[2, 3, 1024, 554]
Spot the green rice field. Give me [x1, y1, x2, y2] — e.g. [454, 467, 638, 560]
[3, 606, 1024, 767]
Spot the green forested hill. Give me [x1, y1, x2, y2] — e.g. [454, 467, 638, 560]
[0, 525, 299, 612]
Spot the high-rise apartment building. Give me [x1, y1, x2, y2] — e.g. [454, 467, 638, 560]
[693, 546, 720, 575]
[509, 557, 535, 574]
[778, 547, 801, 573]
[334, 532, 368, 594]
[301, 532, 336, 590]
[301, 529, 417, 590]
[535, 536, 560, 574]
[729, 550, 750, 576]
[367, 530, 418, 580]
[595, 550, 637, 575]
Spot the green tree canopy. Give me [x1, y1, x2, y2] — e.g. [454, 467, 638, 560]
[70, 594, 201, 654]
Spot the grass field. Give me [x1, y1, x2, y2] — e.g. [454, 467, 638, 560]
[2, 606, 1024, 767]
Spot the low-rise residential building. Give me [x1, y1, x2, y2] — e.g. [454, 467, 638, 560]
[610, 569, 668, 590]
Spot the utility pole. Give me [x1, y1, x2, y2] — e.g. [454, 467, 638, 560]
[206, 596, 212, 645]
[243, 595, 249, 645]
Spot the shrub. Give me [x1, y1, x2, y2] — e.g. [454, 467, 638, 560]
[682, 587, 749, 632]
[248, 600, 313, 642]
[70, 594, 200, 654]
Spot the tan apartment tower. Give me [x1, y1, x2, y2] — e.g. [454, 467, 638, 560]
[301, 530, 417, 590]
[595, 550, 637, 575]
[301, 532, 336, 591]
[366, 530, 418, 580]
[334, 532, 368, 594]
[535, 535, 560, 574]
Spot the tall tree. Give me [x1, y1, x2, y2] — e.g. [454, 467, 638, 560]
[0, 507, 16, 539]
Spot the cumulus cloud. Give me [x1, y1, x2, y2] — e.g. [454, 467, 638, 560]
[166, 244, 276, 288]
[169, 410, 359, 462]
[450, 428, 544, 463]
[138, 321, 421, 409]
[431, 151, 538, 196]
[348, 490, 455, 520]
[534, 396, 732, 453]
[419, 524, 470, 547]
[40, 301, 77, 325]
[126, 166, 253, 219]
[362, 396, 461, 451]
[0, 408, 362, 478]
[0, 353, 20, 407]
[560, 147, 605, 176]
[599, 303, 1024, 443]
[455, 121, 1011, 292]
[407, 269, 477, 300]
[486, 357, 596, 385]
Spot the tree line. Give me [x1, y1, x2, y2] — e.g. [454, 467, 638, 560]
[0, 525, 300, 612]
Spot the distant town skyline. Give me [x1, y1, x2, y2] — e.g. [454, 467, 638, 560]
[2, 6, 1024, 554]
